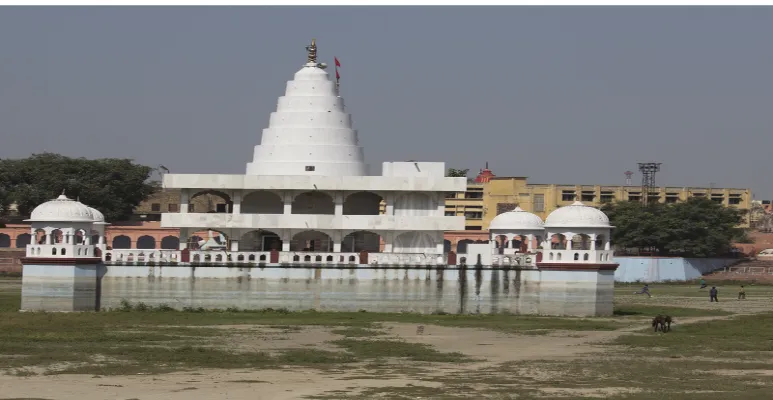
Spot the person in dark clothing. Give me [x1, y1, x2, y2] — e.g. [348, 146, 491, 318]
[738, 285, 746, 300]
[699, 278, 707, 289]
[634, 284, 651, 298]
[710, 286, 719, 302]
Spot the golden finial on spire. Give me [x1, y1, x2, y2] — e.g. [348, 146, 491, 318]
[305, 38, 317, 64]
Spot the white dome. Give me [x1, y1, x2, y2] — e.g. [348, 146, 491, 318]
[544, 201, 611, 228]
[489, 207, 544, 231]
[27, 194, 96, 222]
[88, 207, 105, 223]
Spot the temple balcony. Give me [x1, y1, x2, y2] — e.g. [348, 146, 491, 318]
[161, 213, 465, 232]
[538, 249, 615, 263]
[100, 249, 536, 268]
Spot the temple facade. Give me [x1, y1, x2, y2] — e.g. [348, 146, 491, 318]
[155, 39, 465, 266]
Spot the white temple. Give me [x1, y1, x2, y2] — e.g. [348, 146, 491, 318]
[160, 39, 466, 263]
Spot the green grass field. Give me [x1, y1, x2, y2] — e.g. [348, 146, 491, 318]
[2, 277, 773, 399]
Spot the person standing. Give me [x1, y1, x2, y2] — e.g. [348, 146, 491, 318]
[634, 284, 652, 298]
[738, 285, 746, 300]
[699, 278, 707, 289]
[710, 286, 719, 302]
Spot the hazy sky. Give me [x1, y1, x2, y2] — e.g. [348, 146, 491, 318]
[1, 7, 772, 197]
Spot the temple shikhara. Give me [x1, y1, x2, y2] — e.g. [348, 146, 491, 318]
[19, 39, 619, 317]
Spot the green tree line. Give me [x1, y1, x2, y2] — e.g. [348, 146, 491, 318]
[601, 197, 751, 258]
[0, 153, 158, 222]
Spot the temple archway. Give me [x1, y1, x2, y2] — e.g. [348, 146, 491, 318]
[394, 193, 435, 217]
[136, 235, 156, 249]
[15, 233, 31, 248]
[393, 231, 437, 253]
[341, 231, 380, 253]
[188, 230, 228, 250]
[457, 239, 474, 254]
[292, 192, 334, 215]
[160, 236, 180, 250]
[550, 234, 566, 250]
[0, 234, 10, 248]
[571, 234, 591, 250]
[239, 229, 282, 251]
[291, 230, 333, 252]
[241, 191, 283, 214]
[443, 239, 452, 253]
[112, 235, 132, 249]
[189, 190, 232, 213]
[343, 192, 383, 215]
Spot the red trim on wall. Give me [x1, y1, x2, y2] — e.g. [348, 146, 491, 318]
[537, 263, 619, 271]
[20, 257, 102, 265]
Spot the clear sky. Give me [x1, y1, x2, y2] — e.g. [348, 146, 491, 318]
[1, 7, 772, 197]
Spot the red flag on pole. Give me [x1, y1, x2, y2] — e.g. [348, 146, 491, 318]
[336, 69, 340, 81]
[334, 57, 341, 67]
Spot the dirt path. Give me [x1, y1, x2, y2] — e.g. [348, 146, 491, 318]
[0, 314, 741, 400]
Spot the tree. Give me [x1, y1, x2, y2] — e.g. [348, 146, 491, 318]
[446, 168, 469, 177]
[0, 153, 158, 222]
[601, 197, 747, 257]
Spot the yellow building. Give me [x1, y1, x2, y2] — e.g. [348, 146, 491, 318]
[445, 175, 753, 230]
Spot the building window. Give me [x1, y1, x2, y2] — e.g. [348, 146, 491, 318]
[692, 193, 705, 198]
[151, 203, 161, 212]
[628, 192, 641, 202]
[168, 203, 179, 212]
[445, 192, 457, 199]
[600, 192, 615, 203]
[465, 226, 482, 230]
[464, 191, 483, 199]
[581, 191, 595, 202]
[729, 195, 742, 205]
[533, 194, 545, 212]
[561, 190, 576, 202]
[216, 203, 228, 213]
[464, 212, 482, 220]
[305, 165, 315, 171]
[445, 211, 456, 216]
[665, 196, 679, 204]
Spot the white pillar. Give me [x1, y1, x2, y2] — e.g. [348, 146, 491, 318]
[179, 228, 189, 250]
[334, 192, 344, 216]
[283, 192, 293, 215]
[435, 193, 444, 216]
[180, 189, 189, 213]
[385, 193, 394, 215]
[232, 191, 241, 214]
[435, 241, 444, 254]
[230, 240, 239, 251]
[383, 232, 393, 253]
[527, 234, 534, 252]
[604, 241, 611, 251]
[590, 234, 597, 251]
[281, 229, 291, 251]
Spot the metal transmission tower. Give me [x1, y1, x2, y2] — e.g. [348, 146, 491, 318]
[624, 171, 633, 186]
[638, 163, 662, 207]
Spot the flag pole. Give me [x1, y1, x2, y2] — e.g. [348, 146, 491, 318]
[334, 56, 341, 97]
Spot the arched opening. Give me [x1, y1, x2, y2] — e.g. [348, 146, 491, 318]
[90, 232, 101, 246]
[343, 192, 383, 215]
[292, 192, 334, 215]
[160, 236, 180, 250]
[239, 230, 282, 251]
[595, 235, 605, 250]
[188, 230, 228, 251]
[457, 239, 474, 254]
[112, 235, 132, 249]
[494, 234, 509, 254]
[15, 233, 31, 248]
[291, 230, 333, 252]
[136, 235, 156, 249]
[0, 234, 10, 248]
[393, 193, 435, 216]
[51, 229, 63, 244]
[341, 231, 381, 253]
[443, 239, 452, 253]
[241, 191, 283, 214]
[571, 234, 591, 250]
[73, 229, 86, 245]
[550, 234, 566, 250]
[189, 190, 232, 213]
[583, 253, 590, 261]
[393, 232, 437, 254]
[34, 229, 46, 245]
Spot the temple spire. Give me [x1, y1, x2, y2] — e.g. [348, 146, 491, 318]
[305, 38, 317, 64]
